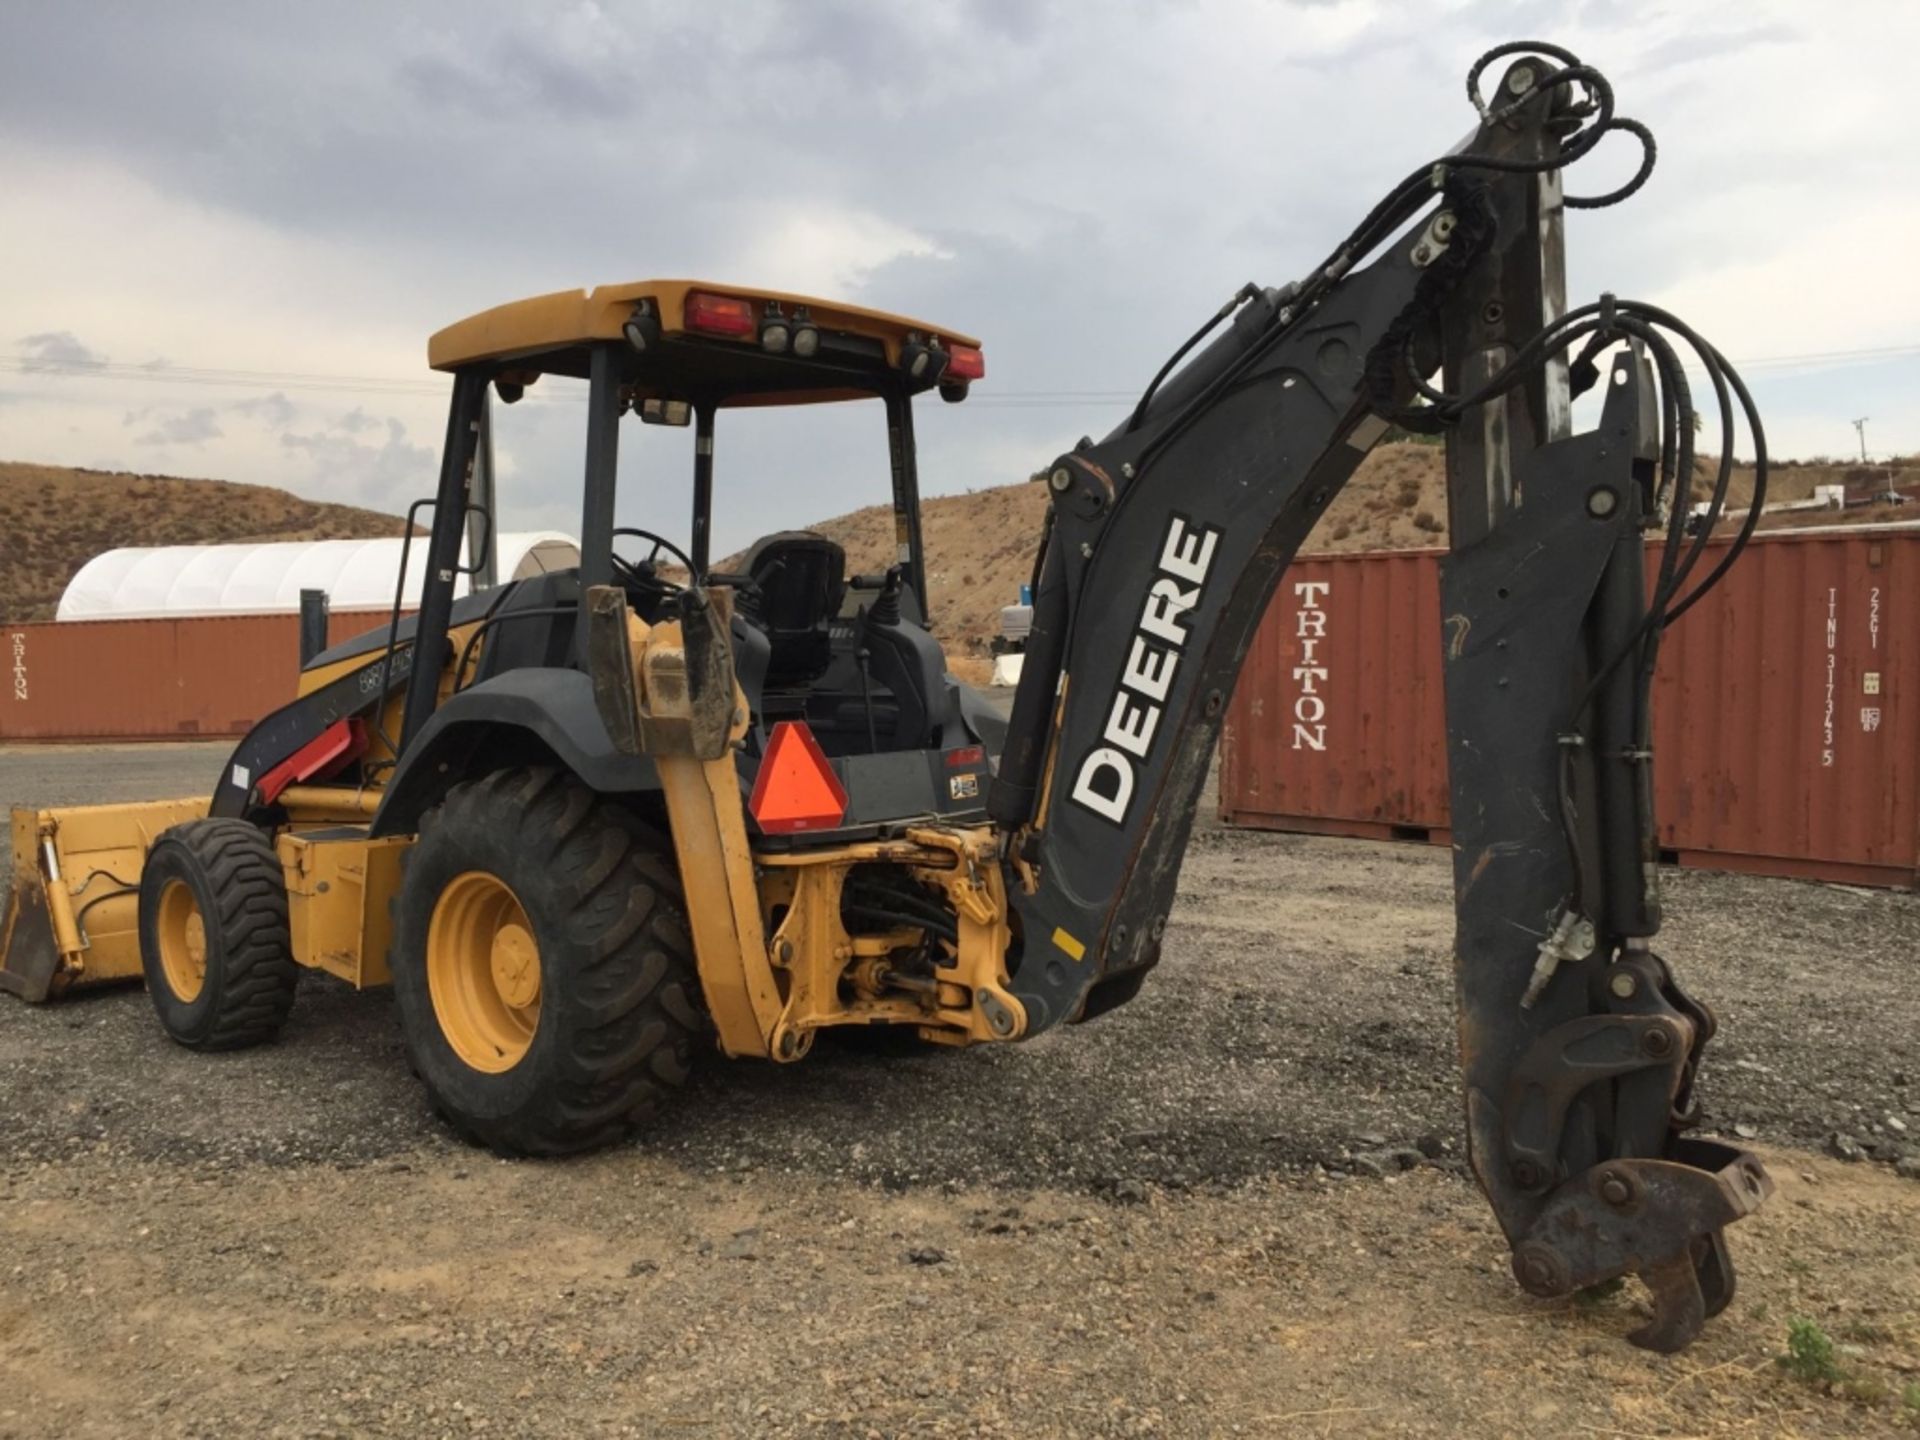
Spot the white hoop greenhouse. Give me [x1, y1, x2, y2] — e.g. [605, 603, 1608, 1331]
[55, 533, 581, 621]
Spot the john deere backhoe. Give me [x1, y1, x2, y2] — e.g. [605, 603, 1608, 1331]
[2, 44, 1772, 1351]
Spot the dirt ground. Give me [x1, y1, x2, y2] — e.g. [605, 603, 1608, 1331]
[2, 742, 1918, 1438]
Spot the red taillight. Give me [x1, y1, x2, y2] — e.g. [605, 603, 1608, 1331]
[684, 291, 757, 338]
[946, 745, 986, 768]
[748, 721, 850, 834]
[946, 344, 985, 381]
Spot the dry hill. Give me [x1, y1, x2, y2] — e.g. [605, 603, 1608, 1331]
[0, 462, 409, 621]
[1694, 455, 1920, 535]
[808, 443, 1459, 676]
[804, 481, 1049, 683]
[8, 445, 1913, 662]
[811, 444, 1920, 680]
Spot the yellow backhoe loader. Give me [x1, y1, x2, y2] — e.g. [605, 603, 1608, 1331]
[2, 44, 1775, 1351]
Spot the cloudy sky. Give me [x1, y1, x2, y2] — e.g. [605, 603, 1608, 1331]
[2, 1, 1914, 554]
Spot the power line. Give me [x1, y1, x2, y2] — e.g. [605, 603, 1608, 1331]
[0, 358, 446, 398]
[0, 357, 1141, 407]
[3, 339, 1915, 409]
[1739, 344, 1920, 370]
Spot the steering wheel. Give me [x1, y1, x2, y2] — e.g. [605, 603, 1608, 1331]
[611, 527, 697, 591]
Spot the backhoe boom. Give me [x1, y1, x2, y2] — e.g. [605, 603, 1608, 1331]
[990, 43, 1770, 1351]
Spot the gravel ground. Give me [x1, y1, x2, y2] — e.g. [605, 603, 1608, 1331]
[2, 741, 1918, 1437]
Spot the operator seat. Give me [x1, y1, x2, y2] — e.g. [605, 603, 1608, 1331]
[741, 531, 847, 689]
[856, 569, 950, 752]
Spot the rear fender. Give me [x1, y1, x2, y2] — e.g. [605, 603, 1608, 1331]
[370, 667, 659, 837]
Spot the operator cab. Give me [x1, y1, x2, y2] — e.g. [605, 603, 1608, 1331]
[319, 279, 1006, 843]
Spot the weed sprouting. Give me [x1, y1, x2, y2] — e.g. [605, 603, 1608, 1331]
[1781, 1317, 1842, 1385]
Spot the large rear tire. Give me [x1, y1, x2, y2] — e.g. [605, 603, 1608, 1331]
[389, 767, 706, 1156]
[138, 819, 298, 1050]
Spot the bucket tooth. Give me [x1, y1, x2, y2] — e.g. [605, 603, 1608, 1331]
[0, 863, 61, 1002]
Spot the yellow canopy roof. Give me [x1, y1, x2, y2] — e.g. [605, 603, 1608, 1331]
[428, 279, 979, 387]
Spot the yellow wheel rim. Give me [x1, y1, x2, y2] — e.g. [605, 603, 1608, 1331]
[155, 878, 208, 1003]
[427, 871, 542, 1073]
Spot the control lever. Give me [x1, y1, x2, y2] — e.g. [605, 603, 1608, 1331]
[853, 567, 905, 752]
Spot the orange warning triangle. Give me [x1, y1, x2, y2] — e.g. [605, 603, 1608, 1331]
[748, 721, 850, 834]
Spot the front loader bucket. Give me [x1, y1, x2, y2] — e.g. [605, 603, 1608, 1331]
[2, 799, 209, 1002]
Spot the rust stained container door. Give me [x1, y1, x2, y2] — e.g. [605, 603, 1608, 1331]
[1221, 551, 1450, 840]
[3, 617, 299, 741]
[4, 615, 304, 741]
[1222, 529, 1920, 887]
[1, 608, 418, 743]
[1652, 531, 1920, 886]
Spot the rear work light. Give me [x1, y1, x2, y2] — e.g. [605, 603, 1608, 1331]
[790, 308, 821, 358]
[899, 335, 948, 382]
[760, 304, 823, 358]
[684, 290, 757, 338]
[945, 345, 985, 382]
[622, 299, 660, 353]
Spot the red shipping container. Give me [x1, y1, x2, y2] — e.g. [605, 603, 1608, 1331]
[1221, 527, 1920, 888]
[2, 610, 399, 743]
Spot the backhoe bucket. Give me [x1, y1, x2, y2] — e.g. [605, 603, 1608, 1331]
[2, 799, 208, 1002]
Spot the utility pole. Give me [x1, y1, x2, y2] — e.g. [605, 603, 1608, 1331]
[1853, 416, 1871, 464]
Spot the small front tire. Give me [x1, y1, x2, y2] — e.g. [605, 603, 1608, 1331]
[138, 819, 298, 1050]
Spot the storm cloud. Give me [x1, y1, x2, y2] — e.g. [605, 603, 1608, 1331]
[1, 2, 1914, 544]
[18, 331, 107, 373]
[131, 406, 224, 448]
